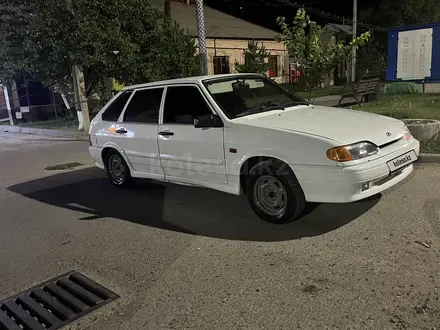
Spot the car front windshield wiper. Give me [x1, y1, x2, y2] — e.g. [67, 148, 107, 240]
[235, 101, 285, 118]
[282, 100, 310, 108]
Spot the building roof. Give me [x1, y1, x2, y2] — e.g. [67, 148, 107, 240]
[149, 0, 278, 40]
[124, 73, 265, 90]
[321, 31, 335, 43]
[323, 23, 353, 35]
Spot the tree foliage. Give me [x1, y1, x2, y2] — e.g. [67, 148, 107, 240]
[360, 0, 440, 27]
[0, 0, 36, 83]
[356, 38, 387, 78]
[0, 0, 199, 97]
[275, 9, 370, 93]
[234, 40, 270, 74]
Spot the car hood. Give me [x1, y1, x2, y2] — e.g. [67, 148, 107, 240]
[233, 105, 405, 146]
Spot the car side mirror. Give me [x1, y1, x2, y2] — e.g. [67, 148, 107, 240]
[194, 114, 223, 128]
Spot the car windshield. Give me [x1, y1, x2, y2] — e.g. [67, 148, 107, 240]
[203, 75, 308, 119]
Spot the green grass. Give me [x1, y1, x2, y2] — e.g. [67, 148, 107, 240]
[45, 162, 84, 171]
[296, 86, 345, 99]
[420, 138, 440, 154]
[354, 93, 440, 154]
[353, 94, 440, 120]
[18, 117, 79, 131]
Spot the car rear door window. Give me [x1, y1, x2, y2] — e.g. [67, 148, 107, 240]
[163, 86, 212, 124]
[102, 91, 133, 121]
[123, 88, 164, 123]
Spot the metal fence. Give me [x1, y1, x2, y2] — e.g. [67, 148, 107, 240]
[0, 92, 70, 123]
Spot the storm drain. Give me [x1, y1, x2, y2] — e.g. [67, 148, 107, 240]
[0, 271, 119, 330]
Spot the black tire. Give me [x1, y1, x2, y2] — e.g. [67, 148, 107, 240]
[104, 150, 134, 188]
[246, 160, 306, 224]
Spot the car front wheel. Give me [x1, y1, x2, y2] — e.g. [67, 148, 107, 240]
[246, 160, 306, 224]
[104, 150, 133, 188]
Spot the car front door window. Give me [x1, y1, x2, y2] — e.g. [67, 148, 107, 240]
[123, 88, 164, 123]
[163, 86, 212, 125]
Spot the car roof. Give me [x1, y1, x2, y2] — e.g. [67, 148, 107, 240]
[123, 73, 265, 90]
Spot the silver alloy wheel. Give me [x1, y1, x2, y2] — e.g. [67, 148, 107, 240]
[252, 175, 287, 216]
[108, 154, 125, 184]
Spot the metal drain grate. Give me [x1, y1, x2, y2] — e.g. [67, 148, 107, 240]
[0, 271, 119, 330]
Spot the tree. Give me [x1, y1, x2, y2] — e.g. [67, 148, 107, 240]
[356, 38, 387, 78]
[234, 40, 270, 74]
[0, 0, 36, 84]
[361, 0, 440, 27]
[275, 8, 370, 98]
[0, 0, 199, 102]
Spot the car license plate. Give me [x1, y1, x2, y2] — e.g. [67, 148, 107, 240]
[387, 150, 418, 172]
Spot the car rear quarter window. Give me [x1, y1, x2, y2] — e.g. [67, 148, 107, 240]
[123, 88, 164, 123]
[102, 91, 133, 122]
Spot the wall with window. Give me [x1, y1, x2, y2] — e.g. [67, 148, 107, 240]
[198, 39, 289, 83]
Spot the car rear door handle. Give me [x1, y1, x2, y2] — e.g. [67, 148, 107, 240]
[158, 131, 174, 136]
[115, 128, 127, 134]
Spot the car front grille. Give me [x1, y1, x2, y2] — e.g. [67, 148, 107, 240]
[374, 164, 411, 186]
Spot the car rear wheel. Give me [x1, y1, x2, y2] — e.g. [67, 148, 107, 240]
[246, 160, 306, 224]
[105, 150, 133, 188]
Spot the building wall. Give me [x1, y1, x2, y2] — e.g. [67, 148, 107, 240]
[196, 38, 289, 83]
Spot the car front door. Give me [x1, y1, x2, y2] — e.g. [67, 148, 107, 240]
[158, 84, 227, 185]
[114, 87, 165, 180]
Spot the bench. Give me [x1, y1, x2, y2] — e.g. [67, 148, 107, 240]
[337, 77, 380, 106]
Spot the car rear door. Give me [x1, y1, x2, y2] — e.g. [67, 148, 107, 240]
[157, 84, 227, 185]
[113, 86, 165, 180]
[94, 91, 133, 148]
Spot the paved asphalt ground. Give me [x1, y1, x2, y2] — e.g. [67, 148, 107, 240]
[1, 132, 440, 329]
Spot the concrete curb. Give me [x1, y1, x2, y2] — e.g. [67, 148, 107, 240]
[0, 125, 88, 140]
[418, 153, 440, 164]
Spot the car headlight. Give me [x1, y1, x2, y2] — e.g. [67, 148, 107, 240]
[402, 125, 413, 141]
[327, 142, 379, 162]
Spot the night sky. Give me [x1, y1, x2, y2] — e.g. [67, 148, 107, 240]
[204, 0, 382, 31]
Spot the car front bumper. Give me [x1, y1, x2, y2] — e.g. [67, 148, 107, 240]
[293, 138, 420, 203]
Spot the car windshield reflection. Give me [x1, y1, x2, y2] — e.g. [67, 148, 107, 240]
[203, 75, 309, 119]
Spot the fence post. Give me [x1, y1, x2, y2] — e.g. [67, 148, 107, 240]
[2, 84, 14, 126]
[51, 88, 58, 119]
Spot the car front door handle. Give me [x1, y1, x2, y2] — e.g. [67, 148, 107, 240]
[158, 131, 174, 136]
[115, 128, 127, 134]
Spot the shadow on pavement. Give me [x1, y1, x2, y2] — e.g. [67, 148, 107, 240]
[8, 167, 381, 242]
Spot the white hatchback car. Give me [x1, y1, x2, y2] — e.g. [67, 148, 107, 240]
[89, 73, 420, 224]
